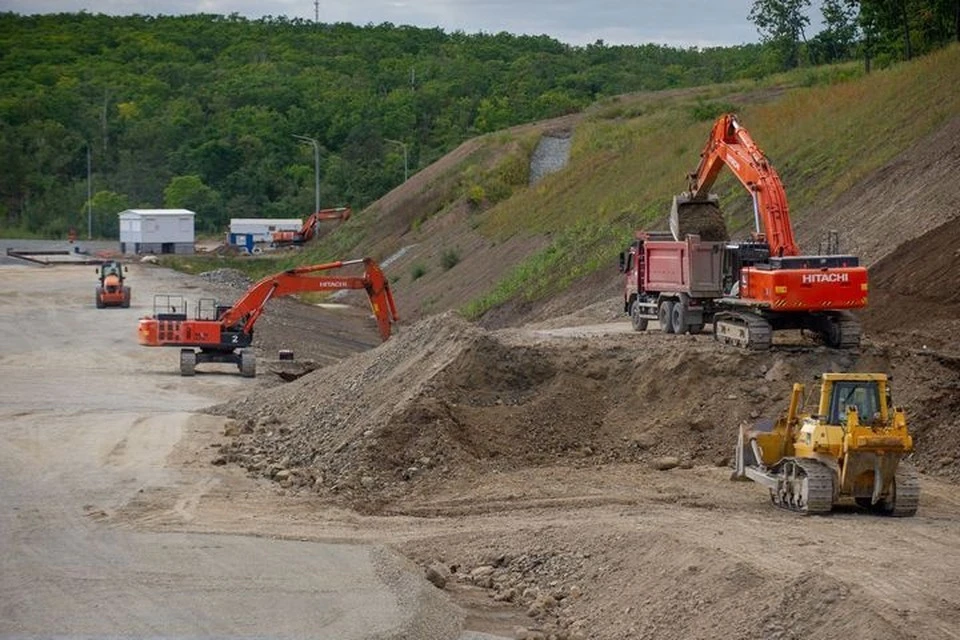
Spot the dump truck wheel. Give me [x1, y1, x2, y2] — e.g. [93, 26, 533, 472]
[179, 349, 196, 376]
[630, 300, 648, 332]
[670, 302, 689, 334]
[658, 301, 675, 334]
[121, 287, 131, 308]
[95, 287, 105, 309]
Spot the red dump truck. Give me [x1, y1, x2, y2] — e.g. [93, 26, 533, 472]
[618, 114, 866, 350]
[619, 231, 726, 335]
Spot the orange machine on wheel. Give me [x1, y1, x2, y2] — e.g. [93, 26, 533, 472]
[95, 260, 131, 308]
[620, 114, 867, 349]
[138, 257, 398, 377]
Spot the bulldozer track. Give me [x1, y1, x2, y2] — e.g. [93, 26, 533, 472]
[770, 459, 834, 515]
[713, 311, 772, 350]
[886, 464, 920, 517]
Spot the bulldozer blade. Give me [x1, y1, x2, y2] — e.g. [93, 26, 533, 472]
[871, 454, 900, 505]
[732, 422, 749, 481]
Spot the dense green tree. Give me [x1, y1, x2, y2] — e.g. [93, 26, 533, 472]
[163, 175, 224, 232]
[810, 0, 861, 62]
[0, 11, 954, 237]
[749, 0, 812, 68]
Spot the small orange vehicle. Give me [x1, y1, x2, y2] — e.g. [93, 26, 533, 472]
[95, 260, 131, 308]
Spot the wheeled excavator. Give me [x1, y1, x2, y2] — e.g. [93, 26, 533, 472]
[138, 257, 398, 377]
[623, 113, 868, 349]
[733, 373, 919, 516]
[271, 206, 352, 247]
[95, 260, 131, 308]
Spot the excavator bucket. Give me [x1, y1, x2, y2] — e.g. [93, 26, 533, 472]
[670, 193, 729, 242]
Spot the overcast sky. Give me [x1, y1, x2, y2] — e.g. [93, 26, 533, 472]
[0, 0, 801, 48]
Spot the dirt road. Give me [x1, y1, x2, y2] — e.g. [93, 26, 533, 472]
[5, 260, 959, 640]
[0, 262, 462, 639]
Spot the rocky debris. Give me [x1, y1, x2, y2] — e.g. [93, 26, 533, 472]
[652, 456, 681, 471]
[212, 307, 960, 506]
[197, 268, 253, 289]
[529, 132, 572, 185]
[425, 564, 448, 589]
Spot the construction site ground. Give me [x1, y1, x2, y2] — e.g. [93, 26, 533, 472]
[4, 255, 959, 640]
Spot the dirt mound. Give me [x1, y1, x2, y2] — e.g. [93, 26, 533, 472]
[215, 313, 960, 511]
[863, 215, 960, 353]
[794, 116, 960, 264]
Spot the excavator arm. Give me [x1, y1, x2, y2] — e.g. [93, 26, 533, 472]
[299, 206, 352, 243]
[686, 113, 799, 257]
[219, 257, 397, 340]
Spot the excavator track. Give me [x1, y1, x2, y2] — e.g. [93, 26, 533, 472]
[817, 310, 862, 349]
[713, 311, 772, 350]
[880, 464, 920, 517]
[769, 459, 834, 515]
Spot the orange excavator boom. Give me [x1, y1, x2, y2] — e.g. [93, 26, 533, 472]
[138, 257, 397, 376]
[220, 257, 396, 339]
[272, 206, 352, 246]
[686, 113, 798, 257]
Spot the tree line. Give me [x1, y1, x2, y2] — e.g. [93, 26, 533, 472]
[749, 0, 959, 70]
[0, 9, 954, 238]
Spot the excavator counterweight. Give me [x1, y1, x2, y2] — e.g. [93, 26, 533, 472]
[138, 257, 398, 377]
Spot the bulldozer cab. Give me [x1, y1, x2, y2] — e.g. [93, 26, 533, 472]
[820, 375, 888, 426]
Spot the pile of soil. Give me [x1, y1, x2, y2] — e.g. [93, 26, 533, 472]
[672, 199, 729, 242]
[862, 215, 960, 354]
[215, 313, 960, 512]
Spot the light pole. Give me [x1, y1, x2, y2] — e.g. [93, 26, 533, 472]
[86, 142, 92, 240]
[293, 134, 321, 213]
[384, 138, 408, 182]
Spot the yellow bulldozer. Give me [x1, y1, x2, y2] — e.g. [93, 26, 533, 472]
[733, 373, 919, 516]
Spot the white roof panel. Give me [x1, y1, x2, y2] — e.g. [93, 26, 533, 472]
[118, 208, 196, 217]
[230, 218, 302, 226]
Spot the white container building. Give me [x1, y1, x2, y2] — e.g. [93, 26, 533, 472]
[118, 209, 195, 255]
[228, 218, 302, 251]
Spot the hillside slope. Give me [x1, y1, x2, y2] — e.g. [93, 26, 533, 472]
[209, 46, 960, 640]
[306, 45, 960, 334]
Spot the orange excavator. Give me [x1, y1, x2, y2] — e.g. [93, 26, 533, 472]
[622, 114, 867, 349]
[138, 257, 398, 377]
[271, 206, 352, 247]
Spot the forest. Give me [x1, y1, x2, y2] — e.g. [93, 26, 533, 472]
[0, 1, 956, 238]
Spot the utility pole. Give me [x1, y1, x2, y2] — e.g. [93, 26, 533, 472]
[384, 138, 408, 182]
[294, 134, 321, 213]
[314, 0, 319, 23]
[86, 143, 93, 240]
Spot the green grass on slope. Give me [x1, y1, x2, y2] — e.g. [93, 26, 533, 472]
[464, 44, 960, 319]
